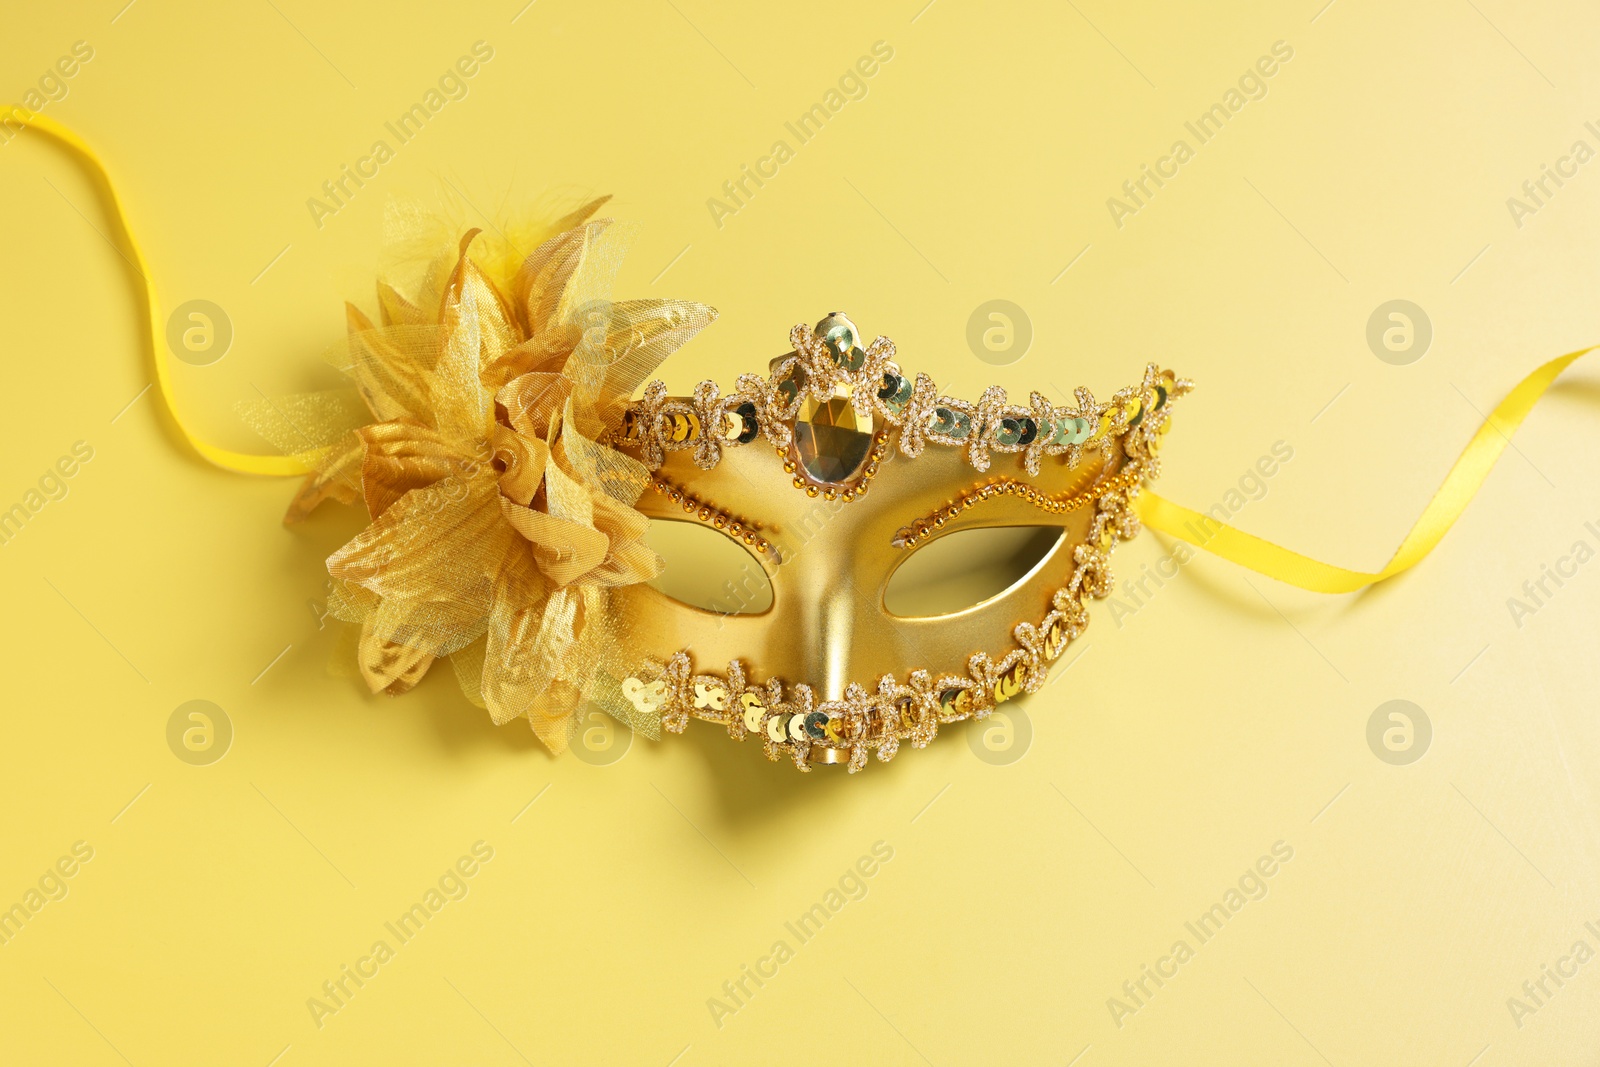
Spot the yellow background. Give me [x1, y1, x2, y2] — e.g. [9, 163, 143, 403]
[3, 0, 1599, 1063]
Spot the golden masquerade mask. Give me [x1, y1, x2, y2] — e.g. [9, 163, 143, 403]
[613, 313, 1185, 771]
[9, 109, 1596, 775]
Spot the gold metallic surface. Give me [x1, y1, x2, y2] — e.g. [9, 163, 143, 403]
[626, 413, 1114, 703]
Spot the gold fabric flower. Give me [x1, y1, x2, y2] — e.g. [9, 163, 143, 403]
[276, 200, 715, 752]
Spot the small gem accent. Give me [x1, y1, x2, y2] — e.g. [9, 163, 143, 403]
[928, 405, 973, 439]
[776, 365, 808, 405]
[734, 400, 759, 443]
[939, 687, 972, 716]
[878, 371, 913, 413]
[740, 692, 767, 731]
[815, 312, 866, 372]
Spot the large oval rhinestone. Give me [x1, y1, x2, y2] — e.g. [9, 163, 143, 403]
[795, 384, 875, 484]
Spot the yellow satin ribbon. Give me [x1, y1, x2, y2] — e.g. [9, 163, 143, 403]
[1138, 344, 1595, 592]
[1, 104, 309, 477]
[6, 106, 1592, 594]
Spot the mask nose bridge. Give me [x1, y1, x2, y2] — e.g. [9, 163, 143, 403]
[764, 493, 896, 700]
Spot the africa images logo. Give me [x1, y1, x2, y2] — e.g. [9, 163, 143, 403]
[1105, 41, 1295, 229]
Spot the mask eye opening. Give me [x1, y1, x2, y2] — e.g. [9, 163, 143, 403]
[883, 525, 1067, 619]
[641, 515, 774, 615]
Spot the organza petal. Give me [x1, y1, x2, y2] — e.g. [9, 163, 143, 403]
[512, 218, 612, 344]
[359, 419, 463, 518]
[376, 279, 429, 328]
[498, 497, 610, 586]
[343, 304, 442, 423]
[573, 299, 720, 430]
[481, 552, 555, 728]
[238, 389, 369, 467]
[327, 472, 511, 656]
[284, 431, 364, 524]
[432, 230, 517, 442]
[497, 370, 573, 441]
[358, 618, 436, 695]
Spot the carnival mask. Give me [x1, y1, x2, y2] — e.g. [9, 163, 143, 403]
[614, 311, 1183, 771]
